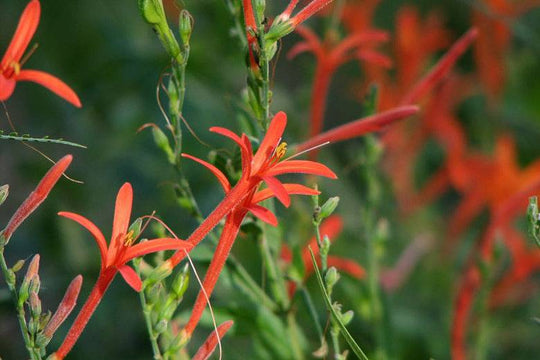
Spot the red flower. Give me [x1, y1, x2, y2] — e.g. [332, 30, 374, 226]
[52, 183, 192, 359]
[1, 154, 72, 243]
[288, 25, 391, 140]
[177, 113, 332, 337]
[166, 111, 337, 268]
[0, 0, 81, 106]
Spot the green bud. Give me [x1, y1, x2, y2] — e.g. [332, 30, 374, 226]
[320, 235, 331, 257]
[145, 283, 163, 305]
[319, 197, 339, 219]
[146, 261, 173, 285]
[171, 264, 189, 299]
[128, 218, 144, 240]
[6, 268, 15, 286]
[152, 126, 175, 164]
[138, 0, 166, 25]
[313, 205, 322, 224]
[265, 21, 294, 43]
[179, 10, 193, 46]
[253, 0, 265, 25]
[11, 259, 25, 272]
[28, 316, 38, 335]
[0, 184, 8, 206]
[325, 267, 340, 292]
[340, 310, 354, 326]
[154, 319, 168, 334]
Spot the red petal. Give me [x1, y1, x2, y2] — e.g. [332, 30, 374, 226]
[16, 69, 81, 107]
[326, 256, 365, 279]
[182, 153, 231, 192]
[122, 238, 192, 263]
[401, 28, 478, 105]
[296, 106, 418, 152]
[247, 204, 278, 226]
[58, 211, 107, 265]
[1, 0, 40, 65]
[209, 127, 252, 175]
[118, 265, 142, 292]
[263, 176, 291, 207]
[192, 320, 234, 360]
[252, 112, 287, 174]
[252, 183, 319, 203]
[111, 183, 133, 249]
[0, 75, 16, 101]
[266, 160, 337, 179]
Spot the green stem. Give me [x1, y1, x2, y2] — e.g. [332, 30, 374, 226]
[0, 245, 40, 360]
[138, 282, 163, 359]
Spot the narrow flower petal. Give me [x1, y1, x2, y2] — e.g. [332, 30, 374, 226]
[401, 28, 478, 105]
[0, 0, 40, 65]
[290, 0, 336, 27]
[16, 69, 81, 107]
[122, 238, 192, 263]
[110, 183, 133, 249]
[192, 320, 234, 360]
[252, 112, 287, 174]
[209, 126, 247, 152]
[326, 256, 365, 279]
[263, 176, 291, 207]
[2, 155, 72, 242]
[247, 204, 278, 226]
[266, 160, 337, 179]
[295, 106, 419, 152]
[182, 153, 231, 192]
[252, 183, 319, 203]
[118, 265, 142, 292]
[58, 212, 107, 265]
[0, 75, 17, 101]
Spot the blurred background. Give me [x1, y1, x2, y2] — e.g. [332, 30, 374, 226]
[1, 0, 540, 358]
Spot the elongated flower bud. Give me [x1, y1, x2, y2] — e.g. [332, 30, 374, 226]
[43, 275, 83, 339]
[0, 185, 8, 206]
[2, 155, 72, 244]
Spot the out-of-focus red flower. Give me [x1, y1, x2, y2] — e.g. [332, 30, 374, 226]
[472, 0, 540, 99]
[0, 0, 81, 106]
[288, 25, 391, 141]
[451, 180, 540, 360]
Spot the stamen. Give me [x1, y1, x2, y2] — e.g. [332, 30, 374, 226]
[285, 141, 330, 161]
[123, 230, 135, 246]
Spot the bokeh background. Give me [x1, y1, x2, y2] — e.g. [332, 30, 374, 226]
[1, 0, 540, 358]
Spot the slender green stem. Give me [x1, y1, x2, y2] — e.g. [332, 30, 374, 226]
[330, 324, 341, 359]
[314, 223, 328, 274]
[139, 284, 163, 359]
[0, 245, 39, 360]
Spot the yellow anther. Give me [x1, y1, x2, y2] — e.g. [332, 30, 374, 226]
[123, 230, 135, 246]
[274, 142, 287, 160]
[10, 62, 21, 75]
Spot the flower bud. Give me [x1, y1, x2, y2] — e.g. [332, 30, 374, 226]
[152, 126, 175, 165]
[320, 235, 331, 257]
[11, 259, 25, 272]
[43, 275, 83, 339]
[325, 267, 340, 292]
[138, 0, 166, 25]
[0, 184, 8, 206]
[253, 0, 265, 25]
[29, 292, 42, 318]
[154, 319, 168, 334]
[319, 197, 339, 220]
[179, 10, 193, 46]
[171, 264, 189, 299]
[340, 310, 354, 326]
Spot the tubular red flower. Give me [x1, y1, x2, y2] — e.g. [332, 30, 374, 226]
[295, 106, 419, 152]
[167, 111, 336, 268]
[2, 155, 72, 243]
[0, 0, 81, 106]
[192, 320, 234, 360]
[400, 28, 478, 105]
[53, 183, 192, 359]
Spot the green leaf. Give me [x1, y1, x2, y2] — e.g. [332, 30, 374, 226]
[0, 131, 86, 148]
